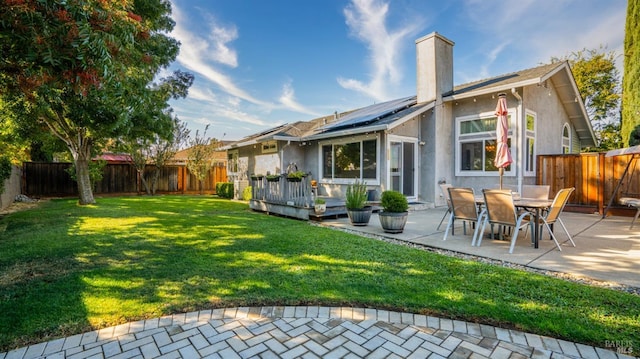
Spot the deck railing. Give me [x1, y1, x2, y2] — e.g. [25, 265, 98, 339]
[250, 175, 313, 208]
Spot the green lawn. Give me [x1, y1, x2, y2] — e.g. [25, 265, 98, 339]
[0, 195, 638, 352]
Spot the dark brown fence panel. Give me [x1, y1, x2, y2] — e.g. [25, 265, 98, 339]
[23, 162, 77, 197]
[23, 162, 228, 197]
[95, 163, 138, 194]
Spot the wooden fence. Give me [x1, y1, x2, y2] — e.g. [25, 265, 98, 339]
[22, 162, 227, 197]
[537, 153, 640, 216]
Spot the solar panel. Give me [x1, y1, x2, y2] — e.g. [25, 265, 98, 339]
[321, 96, 416, 131]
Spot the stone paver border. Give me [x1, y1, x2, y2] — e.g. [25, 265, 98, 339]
[2, 306, 633, 359]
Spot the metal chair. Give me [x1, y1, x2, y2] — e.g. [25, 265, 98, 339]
[437, 183, 453, 230]
[443, 187, 483, 244]
[530, 187, 576, 251]
[521, 185, 550, 200]
[477, 189, 532, 253]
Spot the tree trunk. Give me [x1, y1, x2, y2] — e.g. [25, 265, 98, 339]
[75, 156, 96, 205]
[151, 168, 160, 195]
[139, 170, 151, 195]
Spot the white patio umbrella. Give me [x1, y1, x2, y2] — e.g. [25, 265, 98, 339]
[494, 93, 512, 189]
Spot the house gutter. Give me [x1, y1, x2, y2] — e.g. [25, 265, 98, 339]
[511, 88, 524, 193]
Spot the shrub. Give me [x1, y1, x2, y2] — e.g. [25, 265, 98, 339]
[286, 171, 306, 180]
[215, 182, 234, 199]
[381, 190, 409, 212]
[345, 180, 368, 209]
[242, 186, 252, 201]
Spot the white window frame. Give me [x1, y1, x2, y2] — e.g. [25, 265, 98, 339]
[318, 134, 380, 185]
[455, 110, 514, 177]
[227, 150, 239, 174]
[562, 123, 571, 154]
[524, 110, 536, 176]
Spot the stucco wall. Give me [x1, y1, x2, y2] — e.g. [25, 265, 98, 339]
[523, 83, 569, 155]
[1, 166, 22, 211]
[445, 85, 570, 194]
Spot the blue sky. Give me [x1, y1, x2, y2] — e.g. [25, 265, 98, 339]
[166, 0, 626, 141]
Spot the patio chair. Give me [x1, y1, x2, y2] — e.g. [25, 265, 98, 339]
[443, 187, 484, 244]
[528, 187, 576, 251]
[477, 189, 533, 253]
[521, 185, 550, 200]
[437, 183, 453, 230]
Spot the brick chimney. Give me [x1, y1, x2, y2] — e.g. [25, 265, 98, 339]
[415, 32, 454, 104]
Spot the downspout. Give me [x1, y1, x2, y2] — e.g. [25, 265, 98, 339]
[511, 88, 523, 192]
[280, 140, 291, 174]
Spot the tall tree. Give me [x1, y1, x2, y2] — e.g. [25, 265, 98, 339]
[0, 0, 190, 204]
[186, 126, 219, 194]
[553, 49, 621, 150]
[622, 0, 640, 146]
[124, 116, 190, 195]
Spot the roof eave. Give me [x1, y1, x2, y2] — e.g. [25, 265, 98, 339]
[443, 79, 540, 102]
[303, 124, 391, 141]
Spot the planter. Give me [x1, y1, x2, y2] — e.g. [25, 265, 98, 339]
[347, 206, 372, 226]
[287, 177, 302, 182]
[314, 204, 327, 214]
[378, 211, 408, 233]
[266, 176, 280, 182]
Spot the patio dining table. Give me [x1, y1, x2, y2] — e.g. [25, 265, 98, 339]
[475, 195, 553, 249]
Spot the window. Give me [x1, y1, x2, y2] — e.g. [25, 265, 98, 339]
[227, 150, 239, 173]
[525, 111, 536, 173]
[456, 114, 511, 175]
[562, 123, 571, 153]
[321, 137, 378, 180]
[261, 140, 277, 153]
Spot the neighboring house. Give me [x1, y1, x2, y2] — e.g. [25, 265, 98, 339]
[172, 142, 231, 167]
[223, 32, 596, 208]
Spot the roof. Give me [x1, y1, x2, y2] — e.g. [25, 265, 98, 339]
[95, 153, 132, 162]
[173, 142, 230, 162]
[226, 61, 595, 148]
[447, 61, 596, 147]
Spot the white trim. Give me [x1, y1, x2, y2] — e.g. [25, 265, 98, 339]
[387, 135, 419, 201]
[562, 122, 571, 154]
[317, 133, 381, 185]
[524, 110, 537, 176]
[454, 109, 515, 177]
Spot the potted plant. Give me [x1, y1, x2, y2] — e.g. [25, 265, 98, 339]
[250, 173, 264, 181]
[266, 174, 281, 182]
[378, 190, 409, 233]
[314, 197, 326, 214]
[345, 179, 372, 226]
[286, 171, 306, 182]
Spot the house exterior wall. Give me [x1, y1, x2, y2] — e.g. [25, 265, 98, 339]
[523, 83, 570, 156]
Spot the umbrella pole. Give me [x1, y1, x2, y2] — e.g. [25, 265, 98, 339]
[499, 168, 504, 189]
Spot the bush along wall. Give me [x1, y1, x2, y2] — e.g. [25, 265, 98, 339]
[242, 186, 252, 201]
[216, 182, 234, 199]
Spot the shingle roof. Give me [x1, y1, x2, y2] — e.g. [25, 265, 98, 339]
[451, 62, 565, 97]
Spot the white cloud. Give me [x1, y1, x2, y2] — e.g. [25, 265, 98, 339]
[458, 0, 625, 81]
[209, 24, 239, 67]
[278, 81, 320, 116]
[171, 2, 269, 107]
[338, 0, 421, 101]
